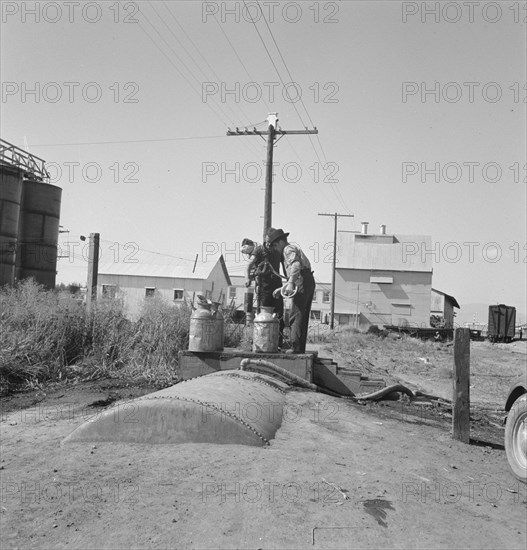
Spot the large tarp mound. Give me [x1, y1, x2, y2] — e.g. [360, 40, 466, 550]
[63, 370, 288, 446]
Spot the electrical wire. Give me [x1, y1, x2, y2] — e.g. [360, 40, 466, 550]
[242, 0, 351, 213]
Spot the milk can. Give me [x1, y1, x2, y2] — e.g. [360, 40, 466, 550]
[189, 302, 216, 352]
[253, 306, 280, 353]
[211, 302, 225, 351]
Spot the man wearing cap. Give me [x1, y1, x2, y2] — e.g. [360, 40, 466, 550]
[266, 228, 315, 354]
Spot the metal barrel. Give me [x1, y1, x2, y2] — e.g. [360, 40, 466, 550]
[189, 304, 217, 352]
[16, 179, 62, 289]
[62, 370, 288, 446]
[0, 165, 23, 286]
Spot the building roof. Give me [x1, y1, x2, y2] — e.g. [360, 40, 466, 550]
[432, 288, 460, 309]
[336, 231, 433, 272]
[99, 251, 230, 283]
[229, 275, 246, 286]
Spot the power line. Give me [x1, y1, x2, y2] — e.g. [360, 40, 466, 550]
[211, 11, 272, 113]
[138, 7, 263, 162]
[33, 135, 226, 147]
[151, 2, 255, 131]
[243, 0, 350, 214]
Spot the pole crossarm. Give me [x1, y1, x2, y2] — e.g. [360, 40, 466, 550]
[227, 128, 318, 136]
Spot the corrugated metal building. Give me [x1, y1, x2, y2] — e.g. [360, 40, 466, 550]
[97, 252, 230, 318]
[335, 224, 433, 328]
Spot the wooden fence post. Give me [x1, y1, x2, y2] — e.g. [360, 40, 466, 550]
[453, 328, 470, 443]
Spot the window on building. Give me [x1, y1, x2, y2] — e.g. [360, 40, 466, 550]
[173, 289, 184, 301]
[322, 290, 330, 303]
[229, 287, 237, 300]
[102, 284, 116, 298]
[311, 310, 321, 320]
[145, 287, 156, 298]
[337, 314, 350, 325]
[312, 291, 318, 302]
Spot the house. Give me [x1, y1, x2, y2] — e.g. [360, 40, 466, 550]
[431, 288, 460, 328]
[97, 251, 231, 318]
[334, 223, 433, 329]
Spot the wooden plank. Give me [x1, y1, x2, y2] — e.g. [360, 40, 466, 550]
[453, 328, 470, 443]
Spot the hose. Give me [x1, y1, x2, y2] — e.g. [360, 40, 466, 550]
[240, 358, 318, 391]
[239, 358, 427, 402]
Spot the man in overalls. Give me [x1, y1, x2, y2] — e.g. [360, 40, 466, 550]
[266, 228, 315, 354]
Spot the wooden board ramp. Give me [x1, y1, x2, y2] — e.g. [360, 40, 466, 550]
[63, 371, 288, 447]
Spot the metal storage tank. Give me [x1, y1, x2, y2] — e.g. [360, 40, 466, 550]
[0, 164, 23, 286]
[16, 179, 62, 289]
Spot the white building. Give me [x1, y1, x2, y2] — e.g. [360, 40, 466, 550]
[335, 224, 434, 328]
[97, 252, 230, 318]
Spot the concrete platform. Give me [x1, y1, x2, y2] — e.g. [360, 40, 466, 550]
[177, 348, 314, 382]
[178, 348, 386, 396]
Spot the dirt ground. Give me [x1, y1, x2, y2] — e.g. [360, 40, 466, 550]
[1, 338, 526, 549]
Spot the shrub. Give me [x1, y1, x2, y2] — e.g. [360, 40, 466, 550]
[0, 280, 194, 394]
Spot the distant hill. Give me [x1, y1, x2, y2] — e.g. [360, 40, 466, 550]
[455, 303, 526, 326]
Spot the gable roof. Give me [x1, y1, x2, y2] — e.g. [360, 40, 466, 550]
[432, 288, 460, 309]
[99, 250, 230, 283]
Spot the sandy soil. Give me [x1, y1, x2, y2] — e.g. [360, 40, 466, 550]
[1, 339, 526, 550]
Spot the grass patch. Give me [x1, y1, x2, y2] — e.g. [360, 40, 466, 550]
[0, 279, 192, 395]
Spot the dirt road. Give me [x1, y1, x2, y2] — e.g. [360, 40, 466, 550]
[1, 380, 526, 549]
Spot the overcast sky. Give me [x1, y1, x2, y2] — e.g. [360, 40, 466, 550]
[1, 0, 525, 321]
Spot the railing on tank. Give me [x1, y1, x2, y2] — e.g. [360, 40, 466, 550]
[0, 139, 49, 182]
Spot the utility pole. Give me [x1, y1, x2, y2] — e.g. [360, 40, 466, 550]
[318, 213, 354, 329]
[85, 232, 100, 313]
[227, 113, 318, 241]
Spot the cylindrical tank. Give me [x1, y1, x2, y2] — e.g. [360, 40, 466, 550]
[16, 179, 62, 289]
[0, 165, 23, 286]
[189, 302, 217, 352]
[211, 302, 225, 351]
[253, 306, 280, 353]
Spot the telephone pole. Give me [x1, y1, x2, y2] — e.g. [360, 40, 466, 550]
[227, 113, 318, 241]
[318, 213, 354, 329]
[84, 232, 100, 314]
